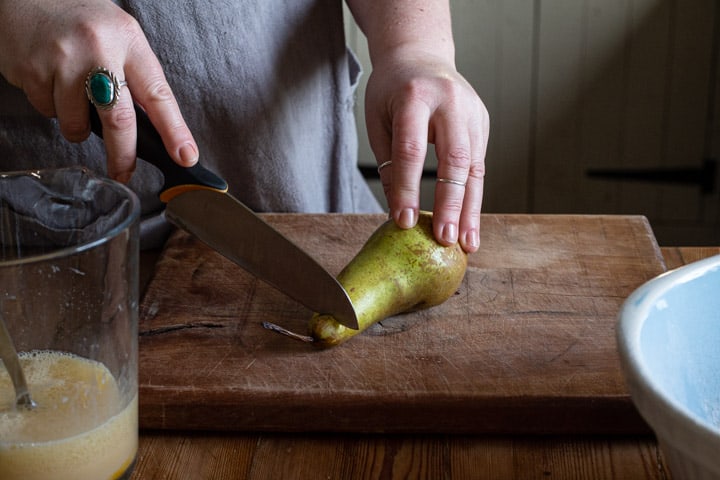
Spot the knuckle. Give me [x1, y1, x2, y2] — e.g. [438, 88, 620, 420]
[74, 20, 101, 46]
[468, 160, 486, 180]
[145, 80, 175, 104]
[45, 37, 74, 68]
[443, 196, 465, 212]
[103, 105, 135, 131]
[118, 14, 144, 40]
[392, 139, 426, 165]
[435, 194, 465, 218]
[444, 146, 472, 168]
[77, 9, 142, 41]
[401, 76, 431, 101]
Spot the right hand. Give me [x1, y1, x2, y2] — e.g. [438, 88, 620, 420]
[0, 0, 198, 182]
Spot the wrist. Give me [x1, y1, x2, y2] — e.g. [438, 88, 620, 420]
[369, 44, 457, 78]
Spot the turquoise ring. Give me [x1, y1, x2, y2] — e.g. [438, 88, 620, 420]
[85, 67, 127, 110]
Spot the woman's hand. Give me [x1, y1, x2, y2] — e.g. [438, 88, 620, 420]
[0, 0, 198, 182]
[347, 0, 489, 254]
[365, 50, 489, 254]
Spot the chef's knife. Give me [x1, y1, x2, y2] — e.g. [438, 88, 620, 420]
[89, 105, 359, 330]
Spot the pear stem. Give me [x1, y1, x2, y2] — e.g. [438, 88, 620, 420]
[262, 321, 314, 343]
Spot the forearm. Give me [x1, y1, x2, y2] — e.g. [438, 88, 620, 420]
[345, 0, 455, 66]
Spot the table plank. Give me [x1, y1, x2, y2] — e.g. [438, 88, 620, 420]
[132, 432, 669, 479]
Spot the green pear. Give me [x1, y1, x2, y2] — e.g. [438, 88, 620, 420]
[308, 211, 468, 348]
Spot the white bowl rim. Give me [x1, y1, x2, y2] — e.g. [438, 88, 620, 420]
[617, 254, 720, 456]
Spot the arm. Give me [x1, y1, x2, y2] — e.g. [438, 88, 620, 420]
[0, 0, 198, 182]
[345, 0, 489, 253]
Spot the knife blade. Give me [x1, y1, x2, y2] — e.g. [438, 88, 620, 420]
[89, 105, 359, 330]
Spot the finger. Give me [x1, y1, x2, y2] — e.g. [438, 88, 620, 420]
[376, 160, 394, 202]
[124, 38, 198, 167]
[22, 72, 56, 119]
[458, 161, 484, 253]
[388, 101, 430, 229]
[54, 65, 91, 143]
[458, 114, 488, 253]
[88, 65, 137, 183]
[432, 114, 472, 247]
[366, 114, 393, 202]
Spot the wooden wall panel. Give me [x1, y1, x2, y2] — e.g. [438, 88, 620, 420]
[532, 0, 586, 212]
[532, 0, 717, 244]
[657, 1, 714, 223]
[617, 0, 672, 218]
[451, 0, 534, 213]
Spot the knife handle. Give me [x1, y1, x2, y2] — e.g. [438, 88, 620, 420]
[89, 104, 228, 202]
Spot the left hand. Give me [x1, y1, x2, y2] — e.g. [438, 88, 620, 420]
[364, 52, 489, 254]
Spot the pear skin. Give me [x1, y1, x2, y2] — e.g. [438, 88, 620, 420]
[308, 211, 468, 348]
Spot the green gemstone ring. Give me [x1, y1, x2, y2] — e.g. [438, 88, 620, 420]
[85, 67, 127, 110]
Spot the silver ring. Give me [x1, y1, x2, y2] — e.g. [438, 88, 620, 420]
[377, 160, 393, 173]
[437, 177, 466, 187]
[85, 67, 127, 110]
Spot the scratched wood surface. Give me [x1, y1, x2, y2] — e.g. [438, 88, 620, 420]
[138, 214, 666, 433]
[133, 247, 720, 480]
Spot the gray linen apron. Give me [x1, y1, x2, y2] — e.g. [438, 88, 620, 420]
[0, 0, 381, 248]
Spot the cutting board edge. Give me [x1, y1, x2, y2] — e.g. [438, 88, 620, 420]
[138, 390, 651, 434]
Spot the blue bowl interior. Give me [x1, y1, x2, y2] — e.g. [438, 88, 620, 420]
[638, 263, 720, 431]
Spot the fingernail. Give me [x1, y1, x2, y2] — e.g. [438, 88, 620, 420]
[397, 208, 416, 229]
[442, 223, 458, 244]
[179, 143, 198, 165]
[464, 228, 479, 250]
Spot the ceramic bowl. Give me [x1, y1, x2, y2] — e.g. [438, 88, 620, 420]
[617, 254, 720, 480]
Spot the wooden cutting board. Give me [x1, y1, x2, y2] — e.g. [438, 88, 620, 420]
[138, 214, 665, 434]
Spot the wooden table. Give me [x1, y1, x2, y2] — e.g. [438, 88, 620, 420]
[131, 242, 719, 479]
